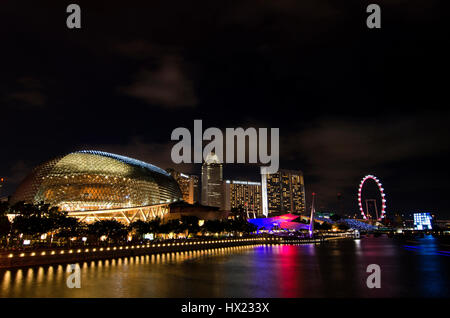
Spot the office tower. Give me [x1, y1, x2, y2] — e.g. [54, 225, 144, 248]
[188, 175, 200, 204]
[166, 169, 199, 204]
[261, 169, 306, 217]
[201, 152, 223, 208]
[223, 180, 263, 217]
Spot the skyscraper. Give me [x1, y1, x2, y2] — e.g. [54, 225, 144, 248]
[223, 180, 263, 217]
[188, 175, 200, 204]
[201, 153, 223, 208]
[166, 169, 199, 204]
[261, 169, 306, 216]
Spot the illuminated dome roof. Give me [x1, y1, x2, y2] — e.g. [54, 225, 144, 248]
[10, 150, 182, 212]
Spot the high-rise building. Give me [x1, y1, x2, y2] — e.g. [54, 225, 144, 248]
[201, 152, 223, 208]
[223, 180, 263, 216]
[166, 169, 199, 204]
[188, 175, 199, 204]
[261, 169, 306, 216]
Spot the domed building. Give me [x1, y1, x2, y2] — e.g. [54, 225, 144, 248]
[10, 150, 183, 223]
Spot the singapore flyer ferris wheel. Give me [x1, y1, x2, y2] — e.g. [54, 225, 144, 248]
[357, 175, 386, 220]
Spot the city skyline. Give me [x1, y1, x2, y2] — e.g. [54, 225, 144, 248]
[1, 148, 436, 221]
[1, 1, 449, 218]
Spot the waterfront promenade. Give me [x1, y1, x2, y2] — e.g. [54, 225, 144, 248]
[0, 236, 349, 269]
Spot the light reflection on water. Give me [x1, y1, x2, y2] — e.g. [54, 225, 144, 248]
[0, 237, 449, 298]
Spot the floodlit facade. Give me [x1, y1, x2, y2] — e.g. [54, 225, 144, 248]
[413, 213, 433, 230]
[223, 180, 263, 217]
[10, 150, 182, 223]
[261, 169, 306, 216]
[248, 214, 310, 231]
[166, 168, 199, 204]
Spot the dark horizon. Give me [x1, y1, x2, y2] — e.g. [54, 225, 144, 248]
[1, 1, 448, 217]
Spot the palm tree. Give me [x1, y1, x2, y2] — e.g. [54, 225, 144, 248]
[202, 220, 225, 234]
[240, 220, 257, 234]
[88, 219, 128, 244]
[159, 219, 182, 238]
[316, 222, 331, 231]
[147, 218, 161, 235]
[129, 218, 162, 240]
[180, 215, 200, 237]
[55, 217, 85, 245]
[129, 220, 150, 240]
[0, 215, 11, 247]
[10, 201, 70, 245]
[0, 201, 9, 216]
[0, 202, 10, 247]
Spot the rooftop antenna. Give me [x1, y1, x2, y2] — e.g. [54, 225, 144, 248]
[0, 177, 4, 196]
[309, 192, 316, 238]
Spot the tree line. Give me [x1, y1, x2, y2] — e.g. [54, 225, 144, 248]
[0, 201, 257, 248]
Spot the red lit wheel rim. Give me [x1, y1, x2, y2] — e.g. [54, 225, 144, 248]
[357, 175, 386, 220]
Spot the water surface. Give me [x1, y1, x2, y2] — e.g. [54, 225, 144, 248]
[1, 236, 449, 297]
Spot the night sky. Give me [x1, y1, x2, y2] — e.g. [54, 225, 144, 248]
[1, 1, 448, 217]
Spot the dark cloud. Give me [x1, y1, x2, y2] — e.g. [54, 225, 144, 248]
[8, 91, 46, 106]
[115, 41, 179, 60]
[6, 76, 46, 107]
[2, 160, 33, 196]
[80, 137, 197, 175]
[8, 161, 32, 184]
[120, 56, 197, 108]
